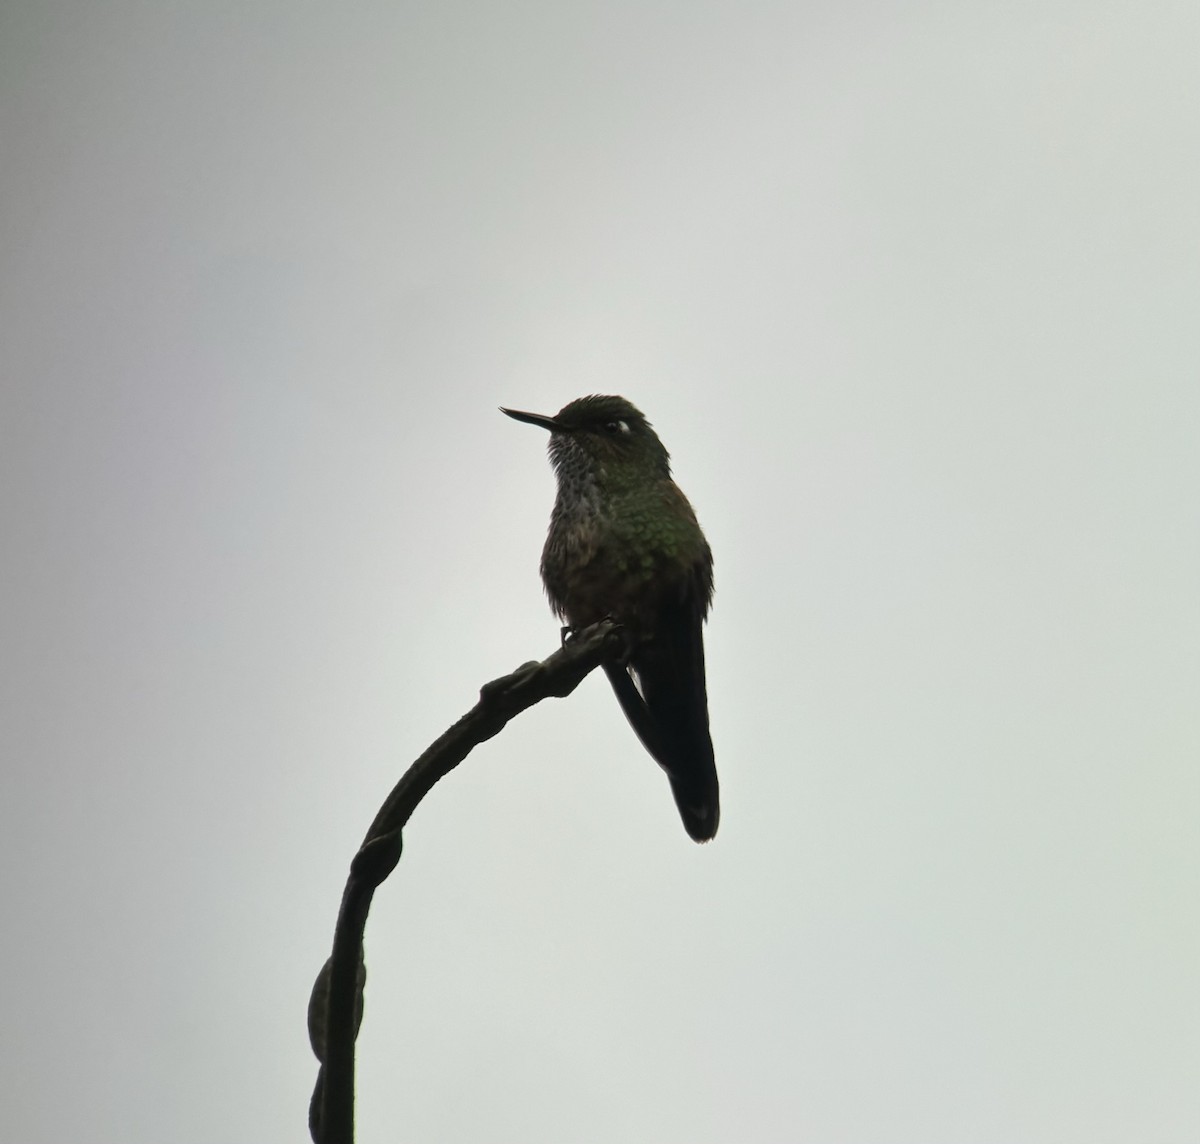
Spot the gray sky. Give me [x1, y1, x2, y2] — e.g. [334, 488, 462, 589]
[2, 3, 1198, 1142]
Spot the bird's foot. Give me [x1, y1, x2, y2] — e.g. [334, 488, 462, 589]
[598, 614, 637, 665]
[560, 617, 635, 664]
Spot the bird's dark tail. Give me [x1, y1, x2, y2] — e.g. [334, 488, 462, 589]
[603, 592, 719, 842]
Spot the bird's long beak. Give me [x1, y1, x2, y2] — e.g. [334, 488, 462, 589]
[500, 407, 562, 432]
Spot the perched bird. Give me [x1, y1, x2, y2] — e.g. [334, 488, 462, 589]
[501, 395, 719, 842]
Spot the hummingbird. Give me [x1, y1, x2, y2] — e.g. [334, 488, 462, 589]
[501, 395, 719, 842]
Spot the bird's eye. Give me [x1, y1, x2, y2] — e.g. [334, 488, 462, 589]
[603, 419, 628, 435]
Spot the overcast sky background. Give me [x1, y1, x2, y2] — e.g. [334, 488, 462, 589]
[2, 3, 1198, 1142]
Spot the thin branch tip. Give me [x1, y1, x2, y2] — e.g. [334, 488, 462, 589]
[309, 623, 628, 1143]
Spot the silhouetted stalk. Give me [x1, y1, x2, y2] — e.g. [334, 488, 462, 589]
[308, 619, 628, 1144]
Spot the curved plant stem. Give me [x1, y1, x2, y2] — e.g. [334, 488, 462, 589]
[308, 619, 628, 1144]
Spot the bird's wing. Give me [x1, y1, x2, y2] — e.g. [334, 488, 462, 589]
[605, 556, 719, 841]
